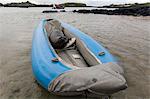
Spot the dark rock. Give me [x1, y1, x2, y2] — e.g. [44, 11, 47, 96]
[42, 10, 58, 13]
[42, 10, 66, 13]
[60, 10, 66, 12]
[0, 3, 3, 6]
[74, 6, 150, 16]
[3, 1, 36, 7]
[3, 1, 53, 7]
[73, 10, 77, 12]
[74, 3, 150, 16]
[60, 2, 86, 7]
[3, 1, 87, 8]
[77, 9, 91, 13]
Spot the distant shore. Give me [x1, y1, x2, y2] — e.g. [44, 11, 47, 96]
[73, 3, 150, 16]
[0, 1, 88, 8]
[0, 1, 150, 16]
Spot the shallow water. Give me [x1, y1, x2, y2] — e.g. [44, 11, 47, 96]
[0, 7, 150, 99]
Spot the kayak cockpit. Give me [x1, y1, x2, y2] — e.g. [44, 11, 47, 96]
[45, 19, 101, 68]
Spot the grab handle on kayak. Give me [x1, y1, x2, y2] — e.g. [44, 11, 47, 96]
[98, 51, 105, 56]
[51, 58, 59, 62]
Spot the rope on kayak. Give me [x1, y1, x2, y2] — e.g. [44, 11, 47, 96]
[51, 58, 59, 62]
[98, 51, 105, 56]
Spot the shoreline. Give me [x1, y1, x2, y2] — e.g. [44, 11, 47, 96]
[1, 2, 150, 16]
[73, 6, 150, 16]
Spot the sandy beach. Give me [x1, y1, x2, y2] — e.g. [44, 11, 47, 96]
[0, 7, 150, 99]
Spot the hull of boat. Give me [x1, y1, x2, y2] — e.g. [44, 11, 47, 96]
[32, 19, 72, 90]
[31, 19, 126, 96]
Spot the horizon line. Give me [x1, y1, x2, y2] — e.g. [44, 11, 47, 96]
[0, 1, 149, 6]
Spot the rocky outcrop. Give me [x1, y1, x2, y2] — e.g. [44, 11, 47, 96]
[42, 10, 58, 13]
[3, 1, 36, 7]
[0, 3, 3, 6]
[73, 6, 150, 16]
[42, 10, 66, 13]
[3, 1, 53, 7]
[2, 1, 87, 8]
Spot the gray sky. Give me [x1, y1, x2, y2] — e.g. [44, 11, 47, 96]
[0, 0, 149, 6]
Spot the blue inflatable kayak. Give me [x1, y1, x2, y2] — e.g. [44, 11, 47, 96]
[32, 19, 127, 97]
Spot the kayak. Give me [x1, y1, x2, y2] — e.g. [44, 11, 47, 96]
[31, 19, 127, 97]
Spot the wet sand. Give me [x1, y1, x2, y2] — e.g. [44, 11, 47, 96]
[0, 7, 150, 99]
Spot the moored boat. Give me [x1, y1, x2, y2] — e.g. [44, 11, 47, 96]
[31, 19, 127, 97]
[52, 4, 65, 9]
